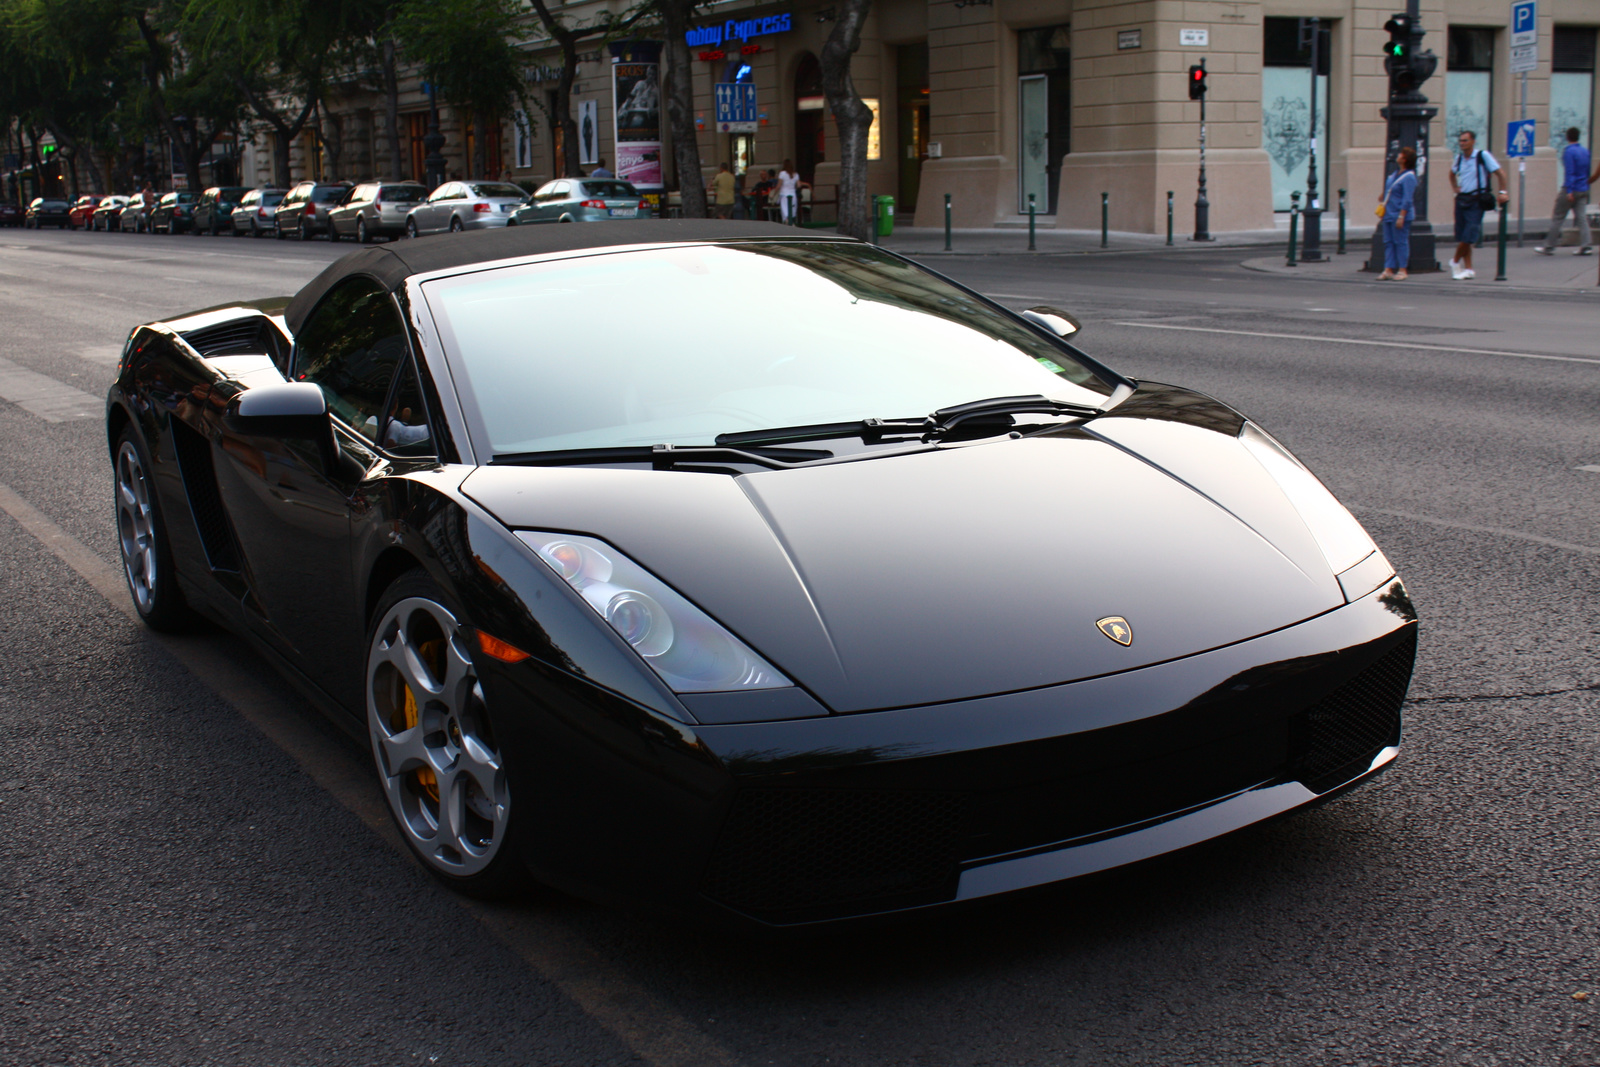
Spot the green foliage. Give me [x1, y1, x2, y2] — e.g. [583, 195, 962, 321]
[393, 0, 524, 119]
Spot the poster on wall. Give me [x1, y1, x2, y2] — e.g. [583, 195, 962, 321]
[1261, 66, 1328, 212]
[578, 99, 599, 165]
[610, 41, 663, 189]
[513, 110, 534, 170]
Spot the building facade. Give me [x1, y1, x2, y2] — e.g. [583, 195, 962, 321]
[246, 0, 1596, 236]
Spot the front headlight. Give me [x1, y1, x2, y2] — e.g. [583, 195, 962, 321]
[515, 531, 792, 693]
[1238, 422, 1375, 574]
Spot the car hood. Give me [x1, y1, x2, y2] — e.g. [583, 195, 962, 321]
[461, 425, 1345, 713]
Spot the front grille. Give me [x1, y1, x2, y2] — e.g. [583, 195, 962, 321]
[701, 789, 969, 921]
[1296, 633, 1415, 793]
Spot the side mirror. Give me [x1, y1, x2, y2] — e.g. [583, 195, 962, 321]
[223, 381, 328, 438]
[1020, 306, 1082, 338]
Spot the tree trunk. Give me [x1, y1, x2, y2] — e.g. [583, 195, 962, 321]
[657, 0, 706, 216]
[321, 109, 344, 181]
[527, 0, 584, 178]
[235, 75, 319, 189]
[820, 0, 874, 240]
[382, 37, 404, 179]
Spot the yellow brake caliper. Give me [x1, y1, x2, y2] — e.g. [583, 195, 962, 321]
[403, 640, 442, 804]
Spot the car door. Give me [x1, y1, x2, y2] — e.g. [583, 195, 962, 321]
[535, 181, 568, 222]
[212, 276, 413, 713]
[417, 184, 450, 233]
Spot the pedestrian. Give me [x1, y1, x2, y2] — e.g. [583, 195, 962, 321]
[1377, 147, 1417, 281]
[1446, 130, 1508, 280]
[591, 157, 613, 179]
[708, 162, 736, 219]
[776, 160, 801, 225]
[1535, 127, 1592, 257]
[733, 167, 749, 220]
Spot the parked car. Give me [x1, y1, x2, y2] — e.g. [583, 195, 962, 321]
[105, 221, 1415, 928]
[148, 191, 197, 234]
[274, 181, 351, 240]
[510, 179, 647, 225]
[404, 181, 526, 237]
[68, 195, 104, 229]
[25, 197, 70, 228]
[0, 201, 25, 227]
[326, 181, 427, 243]
[230, 188, 285, 237]
[194, 186, 251, 235]
[91, 196, 129, 231]
[118, 194, 156, 233]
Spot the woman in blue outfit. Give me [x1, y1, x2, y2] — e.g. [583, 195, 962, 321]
[1378, 147, 1417, 280]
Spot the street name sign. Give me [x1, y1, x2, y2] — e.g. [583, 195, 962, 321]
[1506, 119, 1537, 156]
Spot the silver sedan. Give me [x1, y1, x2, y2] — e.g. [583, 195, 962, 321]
[404, 181, 527, 237]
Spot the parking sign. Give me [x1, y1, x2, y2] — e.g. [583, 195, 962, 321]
[1510, 1, 1536, 47]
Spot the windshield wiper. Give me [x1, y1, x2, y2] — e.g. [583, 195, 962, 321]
[928, 394, 1102, 432]
[492, 443, 834, 471]
[716, 417, 932, 447]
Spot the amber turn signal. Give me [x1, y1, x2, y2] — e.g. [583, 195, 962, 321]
[474, 630, 530, 663]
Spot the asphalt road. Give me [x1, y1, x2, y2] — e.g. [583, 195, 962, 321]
[0, 226, 1595, 1066]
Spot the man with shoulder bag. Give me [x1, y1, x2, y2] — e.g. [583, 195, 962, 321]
[1447, 130, 1508, 280]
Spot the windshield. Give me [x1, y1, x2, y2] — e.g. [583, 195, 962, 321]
[425, 242, 1112, 457]
[378, 186, 426, 202]
[579, 181, 639, 199]
[469, 183, 526, 199]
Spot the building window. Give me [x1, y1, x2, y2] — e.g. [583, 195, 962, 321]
[1551, 27, 1596, 152]
[1446, 27, 1495, 150]
[1016, 24, 1069, 215]
[1262, 17, 1331, 213]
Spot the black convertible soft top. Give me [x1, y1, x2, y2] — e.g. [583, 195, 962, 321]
[283, 219, 846, 334]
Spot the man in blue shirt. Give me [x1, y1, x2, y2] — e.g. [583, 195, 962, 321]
[1535, 127, 1592, 256]
[1447, 130, 1509, 280]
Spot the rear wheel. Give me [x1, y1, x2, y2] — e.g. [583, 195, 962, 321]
[114, 425, 197, 632]
[449, 216, 464, 233]
[367, 573, 524, 897]
[357, 218, 369, 243]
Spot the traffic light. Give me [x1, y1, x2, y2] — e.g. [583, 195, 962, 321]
[40, 144, 56, 157]
[1382, 12, 1437, 95]
[1382, 14, 1412, 63]
[1188, 63, 1207, 100]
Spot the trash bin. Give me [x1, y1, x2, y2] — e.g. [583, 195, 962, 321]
[875, 195, 895, 236]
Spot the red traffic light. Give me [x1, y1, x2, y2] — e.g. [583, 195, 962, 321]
[1188, 64, 1207, 100]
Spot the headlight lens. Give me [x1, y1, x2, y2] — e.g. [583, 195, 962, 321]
[1238, 422, 1375, 574]
[516, 531, 792, 693]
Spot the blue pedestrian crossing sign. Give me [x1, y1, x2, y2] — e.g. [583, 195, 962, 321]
[714, 83, 758, 132]
[1507, 119, 1537, 157]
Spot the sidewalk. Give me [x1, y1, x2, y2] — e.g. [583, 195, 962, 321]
[874, 224, 1298, 256]
[1241, 240, 1598, 290]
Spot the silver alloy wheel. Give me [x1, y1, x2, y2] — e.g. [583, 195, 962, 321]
[357, 218, 367, 243]
[368, 597, 508, 877]
[115, 439, 158, 614]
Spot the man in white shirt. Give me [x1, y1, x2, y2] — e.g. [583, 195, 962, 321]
[776, 160, 801, 225]
[1446, 130, 1508, 280]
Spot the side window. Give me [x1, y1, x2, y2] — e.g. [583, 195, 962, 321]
[380, 357, 435, 457]
[292, 278, 409, 444]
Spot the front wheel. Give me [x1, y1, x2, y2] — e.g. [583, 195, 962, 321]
[275, 219, 285, 240]
[327, 221, 340, 243]
[299, 218, 312, 242]
[115, 425, 197, 632]
[357, 219, 369, 243]
[367, 573, 524, 896]
[406, 218, 418, 239]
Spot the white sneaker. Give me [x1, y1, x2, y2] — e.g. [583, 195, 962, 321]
[1576, 247, 1593, 256]
[1534, 246, 1554, 255]
[1450, 261, 1465, 279]
[1460, 268, 1476, 279]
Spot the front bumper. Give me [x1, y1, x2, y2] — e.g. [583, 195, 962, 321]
[491, 577, 1416, 928]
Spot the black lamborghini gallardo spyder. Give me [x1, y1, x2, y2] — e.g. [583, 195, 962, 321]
[107, 221, 1416, 927]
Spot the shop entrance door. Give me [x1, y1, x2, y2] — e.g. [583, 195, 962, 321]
[795, 54, 826, 184]
[1017, 26, 1070, 215]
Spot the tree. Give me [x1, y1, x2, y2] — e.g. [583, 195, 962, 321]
[394, 0, 526, 180]
[819, 0, 873, 239]
[652, 0, 706, 216]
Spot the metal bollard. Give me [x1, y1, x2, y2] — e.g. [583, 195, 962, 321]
[944, 193, 952, 252]
[1286, 191, 1300, 266]
[1028, 193, 1036, 251]
[1495, 202, 1508, 281]
[1166, 191, 1174, 247]
[1337, 189, 1347, 254]
[1100, 192, 1108, 249]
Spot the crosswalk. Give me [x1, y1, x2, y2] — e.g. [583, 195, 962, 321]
[0, 355, 105, 422]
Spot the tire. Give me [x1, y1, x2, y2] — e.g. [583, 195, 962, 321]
[327, 220, 340, 243]
[406, 218, 418, 239]
[357, 219, 369, 244]
[114, 424, 198, 632]
[449, 216, 463, 233]
[275, 219, 285, 240]
[209, 217, 218, 236]
[366, 572, 524, 897]
[300, 218, 313, 241]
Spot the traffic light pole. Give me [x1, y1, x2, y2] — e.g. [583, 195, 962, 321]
[1368, 0, 1439, 272]
[1300, 19, 1324, 262]
[1192, 60, 1212, 242]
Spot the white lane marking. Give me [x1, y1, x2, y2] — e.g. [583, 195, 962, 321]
[1353, 505, 1600, 557]
[1575, 465, 1600, 474]
[77, 345, 124, 366]
[0, 481, 745, 1067]
[1112, 321, 1600, 366]
[0, 356, 102, 421]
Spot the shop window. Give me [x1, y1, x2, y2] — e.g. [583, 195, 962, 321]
[1016, 25, 1069, 215]
[1446, 27, 1495, 150]
[1262, 17, 1331, 213]
[1551, 27, 1596, 152]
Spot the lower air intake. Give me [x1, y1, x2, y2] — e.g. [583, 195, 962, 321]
[1297, 632, 1415, 793]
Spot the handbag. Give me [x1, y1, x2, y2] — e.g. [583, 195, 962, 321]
[1469, 152, 1497, 210]
[1375, 203, 1385, 219]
